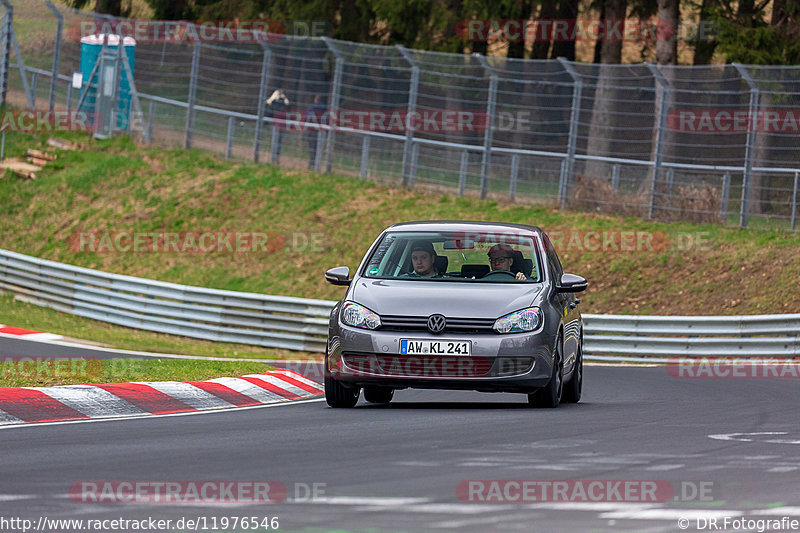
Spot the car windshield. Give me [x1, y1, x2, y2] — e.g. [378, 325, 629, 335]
[362, 230, 542, 282]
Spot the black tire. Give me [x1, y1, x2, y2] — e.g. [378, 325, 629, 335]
[363, 387, 394, 404]
[325, 375, 360, 408]
[562, 341, 582, 404]
[528, 335, 563, 408]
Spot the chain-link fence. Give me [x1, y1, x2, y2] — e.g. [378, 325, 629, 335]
[2, 0, 799, 230]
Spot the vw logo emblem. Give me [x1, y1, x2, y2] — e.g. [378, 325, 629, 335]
[427, 314, 446, 334]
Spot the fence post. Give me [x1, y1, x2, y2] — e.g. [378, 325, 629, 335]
[409, 142, 419, 186]
[31, 72, 37, 107]
[109, 41, 123, 132]
[269, 125, 279, 163]
[314, 128, 325, 171]
[720, 173, 730, 223]
[611, 163, 620, 189]
[146, 101, 156, 142]
[0, 4, 10, 107]
[646, 62, 670, 220]
[253, 42, 271, 162]
[226, 116, 234, 159]
[322, 37, 343, 174]
[733, 63, 759, 228]
[396, 45, 419, 187]
[792, 171, 798, 231]
[665, 167, 674, 194]
[2, 0, 33, 108]
[360, 135, 370, 179]
[44, 1, 62, 114]
[556, 57, 582, 209]
[475, 54, 497, 200]
[458, 150, 468, 196]
[509, 154, 519, 202]
[185, 38, 200, 150]
[117, 43, 147, 141]
[89, 33, 110, 138]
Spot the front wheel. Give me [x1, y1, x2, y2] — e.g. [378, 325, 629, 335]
[528, 336, 563, 408]
[562, 342, 583, 404]
[325, 375, 360, 408]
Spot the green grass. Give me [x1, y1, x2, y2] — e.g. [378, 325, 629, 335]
[0, 294, 311, 361]
[0, 357, 273, 388]
[0, 130, 799, 373]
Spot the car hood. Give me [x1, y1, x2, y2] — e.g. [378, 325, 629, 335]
[350, 279, 544, 319]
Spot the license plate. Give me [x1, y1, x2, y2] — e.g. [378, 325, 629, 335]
[400, 339, 471, 356]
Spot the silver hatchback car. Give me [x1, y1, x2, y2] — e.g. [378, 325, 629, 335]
[324, 221, 587, 408]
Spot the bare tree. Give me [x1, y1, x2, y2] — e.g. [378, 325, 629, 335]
[692, 0, 718, 65]
[655, 0, 679, 65]
[750, 0, 791, 215]
[550, 0, 578, 60]
[532, 0, 559, 60]
[649, 0, 679, 218]
[584, 0, 628, 180]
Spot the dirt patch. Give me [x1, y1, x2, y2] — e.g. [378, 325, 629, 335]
[144, 156, 165, 174]
[571, 175, 723, 224]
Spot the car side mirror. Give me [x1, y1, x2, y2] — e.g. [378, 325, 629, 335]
[325, 266, 351, 286]
[558, 273, 587, 293]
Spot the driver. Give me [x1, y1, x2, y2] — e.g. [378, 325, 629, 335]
[407, 241, 441, 278]
[488, 243, 526, 280]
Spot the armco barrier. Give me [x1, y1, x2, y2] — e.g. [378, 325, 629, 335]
[1, 249, 798, 358]
[0, 249, 332, 352]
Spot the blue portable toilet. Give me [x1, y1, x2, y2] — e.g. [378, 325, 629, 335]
[79, 34, 136, 131]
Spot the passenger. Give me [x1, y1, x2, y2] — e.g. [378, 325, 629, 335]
[265, 89, 290, 164]
[407, 241, 440, 278]
[488, 243, 526, 280]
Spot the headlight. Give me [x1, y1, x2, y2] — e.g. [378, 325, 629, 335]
[493, 307, 543, 334]
[341, 301, 381, 330]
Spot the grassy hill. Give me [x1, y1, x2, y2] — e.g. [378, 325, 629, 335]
[1, 132, 799, 321]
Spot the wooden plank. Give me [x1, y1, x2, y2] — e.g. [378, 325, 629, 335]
[26, 156, 49, 167]
[46, 138, 77, 150]
[3, 168, 36, 180]
[0, 158, 41, 173]
[26, 149, 56, 161]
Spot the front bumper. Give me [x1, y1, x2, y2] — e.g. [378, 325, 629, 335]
[326, 325, 556, 394]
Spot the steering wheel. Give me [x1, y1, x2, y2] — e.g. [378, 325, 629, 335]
[482, 270, 517, 279]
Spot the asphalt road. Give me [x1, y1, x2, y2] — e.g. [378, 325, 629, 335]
[0, 336, 154, 360]
[2, 361, 800, 533]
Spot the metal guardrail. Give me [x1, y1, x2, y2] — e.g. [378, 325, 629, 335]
[0, 249, 333, 352]
[582, 314, 800, 359]
[1, 249, 798, 358]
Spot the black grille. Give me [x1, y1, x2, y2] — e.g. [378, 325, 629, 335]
[343, 354, 493, 377]
[380, 315, 495, 333]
